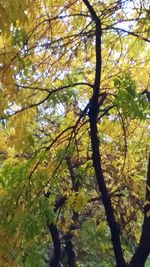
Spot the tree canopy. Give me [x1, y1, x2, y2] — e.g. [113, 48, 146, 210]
[0, 0, 150, 267]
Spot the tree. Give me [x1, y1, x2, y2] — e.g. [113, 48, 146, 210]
[0, 0, 150, 267]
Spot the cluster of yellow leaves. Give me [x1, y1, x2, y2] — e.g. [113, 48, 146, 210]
[66, 189, 88, 213]
[0, 229, 20, 267]
[0, 0, 32, 34]
[7, 108, 36, 153]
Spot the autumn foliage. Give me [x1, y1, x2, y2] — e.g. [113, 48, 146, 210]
[0, 1, 150, 267]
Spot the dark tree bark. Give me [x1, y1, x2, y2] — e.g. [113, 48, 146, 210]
[64, 233, 75, 267]
[47, 158, 77, 267]
[48, 223, 61, 267]
[82, 1, 127, 267]
[82, 1, 150, 267]
[46, 197, 66, 267]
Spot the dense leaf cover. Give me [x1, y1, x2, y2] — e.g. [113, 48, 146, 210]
[0, 0, 150, 266]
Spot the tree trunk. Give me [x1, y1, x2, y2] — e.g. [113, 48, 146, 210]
[48, 223, 61, 267]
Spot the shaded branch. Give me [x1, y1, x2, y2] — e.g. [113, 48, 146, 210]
[110, 27, 150, 44]
[11, 82, 93, 116]
[15, 82, 93, 93]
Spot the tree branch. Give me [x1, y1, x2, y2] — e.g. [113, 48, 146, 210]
[10, 82, 93, 116]
[110, 27, 150, 44]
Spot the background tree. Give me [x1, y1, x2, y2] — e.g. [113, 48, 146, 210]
[0, 0, 150, 267]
